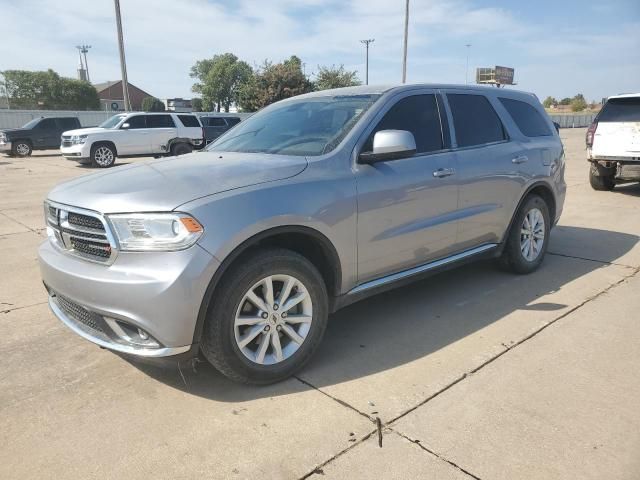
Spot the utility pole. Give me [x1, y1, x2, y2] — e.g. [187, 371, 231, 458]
[113, 0, 131, 111]
[360, 39, 374, 85]
[465, 44, 472, 84]
[76, 45, 92, 82]
[402, 0, 409, 83]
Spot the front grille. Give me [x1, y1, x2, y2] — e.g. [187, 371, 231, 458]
[61, 135, 72, 147]
[70, 237, 112, 258]
[45, 202, 116, 264]
[68, 212, 105, 231]
[55, 294, 104, 333]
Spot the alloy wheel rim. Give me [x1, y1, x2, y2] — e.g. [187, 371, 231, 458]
[234, 274, 313, 365]
[16, 143, 29, 155]
[95, 147, 114, 166]
[520, 207, 545, 261]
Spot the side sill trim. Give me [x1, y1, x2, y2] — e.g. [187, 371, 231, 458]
[348, 244, 498, 296]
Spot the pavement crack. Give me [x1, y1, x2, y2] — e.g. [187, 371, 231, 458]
[392, 429, 483, 480]
[387, 265, 640, 427]
[295, 375, 374, 423]
[1, 301, 48, 314]
[547, 250, 635, 268]
[298, 429, 377, 479]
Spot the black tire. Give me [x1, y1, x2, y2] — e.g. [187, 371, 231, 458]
[90, 143, 116, 168]
[201, 247, 329, 384]
[171, 142, 192, 156]
[589, 163, 615, 191]
[498, 194, 550, 274]
[12, 140, 32, 157]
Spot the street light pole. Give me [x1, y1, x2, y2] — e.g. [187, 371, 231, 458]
[82, 45, 92, 83]
[465, 43, 472, 84]
[402, 0, 409, 83]
[113, 0, 131, 111]
[360, 39, 374, 85]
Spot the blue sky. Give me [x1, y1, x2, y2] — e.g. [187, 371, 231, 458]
[1, 0, 638, 102]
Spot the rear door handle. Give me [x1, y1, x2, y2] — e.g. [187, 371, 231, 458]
[433, 167, 455, 178]
[512, 155, 528, 164]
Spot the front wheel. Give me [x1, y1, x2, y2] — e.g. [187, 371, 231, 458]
[201, 248, 328, 384]
[91, 144, 116, 168]
[171, 142, 192, 156]
[498, 194, 550, 274]
[12, 141, 32, 157]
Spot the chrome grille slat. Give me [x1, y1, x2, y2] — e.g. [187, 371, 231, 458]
[45, 201, 117, 264]
[55, 294, 104, 333]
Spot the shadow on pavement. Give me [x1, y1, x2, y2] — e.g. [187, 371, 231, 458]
[126, 226, 638, 401]
[612, 183, 640, 197]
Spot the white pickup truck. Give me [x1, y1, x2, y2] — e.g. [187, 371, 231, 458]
[60, 112, 204, 168]
[587, 93, 640, 190]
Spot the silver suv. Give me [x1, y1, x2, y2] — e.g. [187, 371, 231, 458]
[39, 84, 566, 384]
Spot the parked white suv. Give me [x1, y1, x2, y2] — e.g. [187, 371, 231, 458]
[60, 112, 204, 168]
[587, 93, 640, 190]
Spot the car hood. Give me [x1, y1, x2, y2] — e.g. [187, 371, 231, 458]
[62, 127, 107, 136]
[1, 128, 29, 138]
[47, 151, 308, 213]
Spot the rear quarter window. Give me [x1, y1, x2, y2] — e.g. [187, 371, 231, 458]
[178, 115, 201, 127]
[447, 93, 506, 148]
[499, 98, 552, 137]
[598, 97, 640, 122]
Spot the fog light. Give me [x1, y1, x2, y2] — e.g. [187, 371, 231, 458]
[104, 317, 159, 348]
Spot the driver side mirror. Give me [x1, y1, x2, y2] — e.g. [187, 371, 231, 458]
[121, 123, 130, 129]
[358, 130, 417, 164]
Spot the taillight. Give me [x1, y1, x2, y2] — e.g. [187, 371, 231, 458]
[586, 121, 597, 148]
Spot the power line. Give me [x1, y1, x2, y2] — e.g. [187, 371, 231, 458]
[360, 39, 375, 85]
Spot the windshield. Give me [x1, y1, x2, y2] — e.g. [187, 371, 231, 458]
[22, 118, 41, 129]
[206, 94, 380, 156]
[99, 114, 127, 129]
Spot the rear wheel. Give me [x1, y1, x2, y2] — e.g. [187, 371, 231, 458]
[498, 194, 550, 274]
[91, 143, 116, 168]
[171, 142, 192, 156]
[12, 141, 32, 157]
[589, 163, 615, 191]
[201, 248, 328, 384]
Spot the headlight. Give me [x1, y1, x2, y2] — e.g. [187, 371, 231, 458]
[72, 134, 88, 145]
[107, 213, 203, 251]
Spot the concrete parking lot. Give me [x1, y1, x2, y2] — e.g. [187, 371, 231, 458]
[1, 128, 639, 479]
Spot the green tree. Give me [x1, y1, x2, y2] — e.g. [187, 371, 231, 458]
[570, 93, 587, 112]
[238, 56, 314, 111]
[314, 65, 361, 90]
[191, 97, 203, 112]
[1, 69, 99, 110]
[190, 53, 253, 112]
[542, 96, 557, 108]
[142, 96, 165, 112]
[559, 97, 572, 106]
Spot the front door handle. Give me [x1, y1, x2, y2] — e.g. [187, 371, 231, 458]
[512, 155, 528, 164]
[433, 167, 455, 178]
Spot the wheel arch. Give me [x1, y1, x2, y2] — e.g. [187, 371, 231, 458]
[502, 181, 557, 244]
[192, 225, 342, 345]
[90, 140, 118, 156]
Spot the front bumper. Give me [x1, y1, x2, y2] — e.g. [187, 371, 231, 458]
[39, 239, 220, 357]
[60, 143, 91, 160]
[0, 140, 12, 153]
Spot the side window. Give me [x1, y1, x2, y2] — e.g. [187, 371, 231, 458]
[227, 117, 241, 126]
[38, 118, 57, 130]
[207, 117, 227, 127]
[57, 118, 78, 130]
[146, 114, 176, 128]
[447, 94, 506, 148]
[178, 115, 200, 127]
[126, 115, 147, 129]
[499, 98, 552, 137]
[363, 94, 443, 154]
